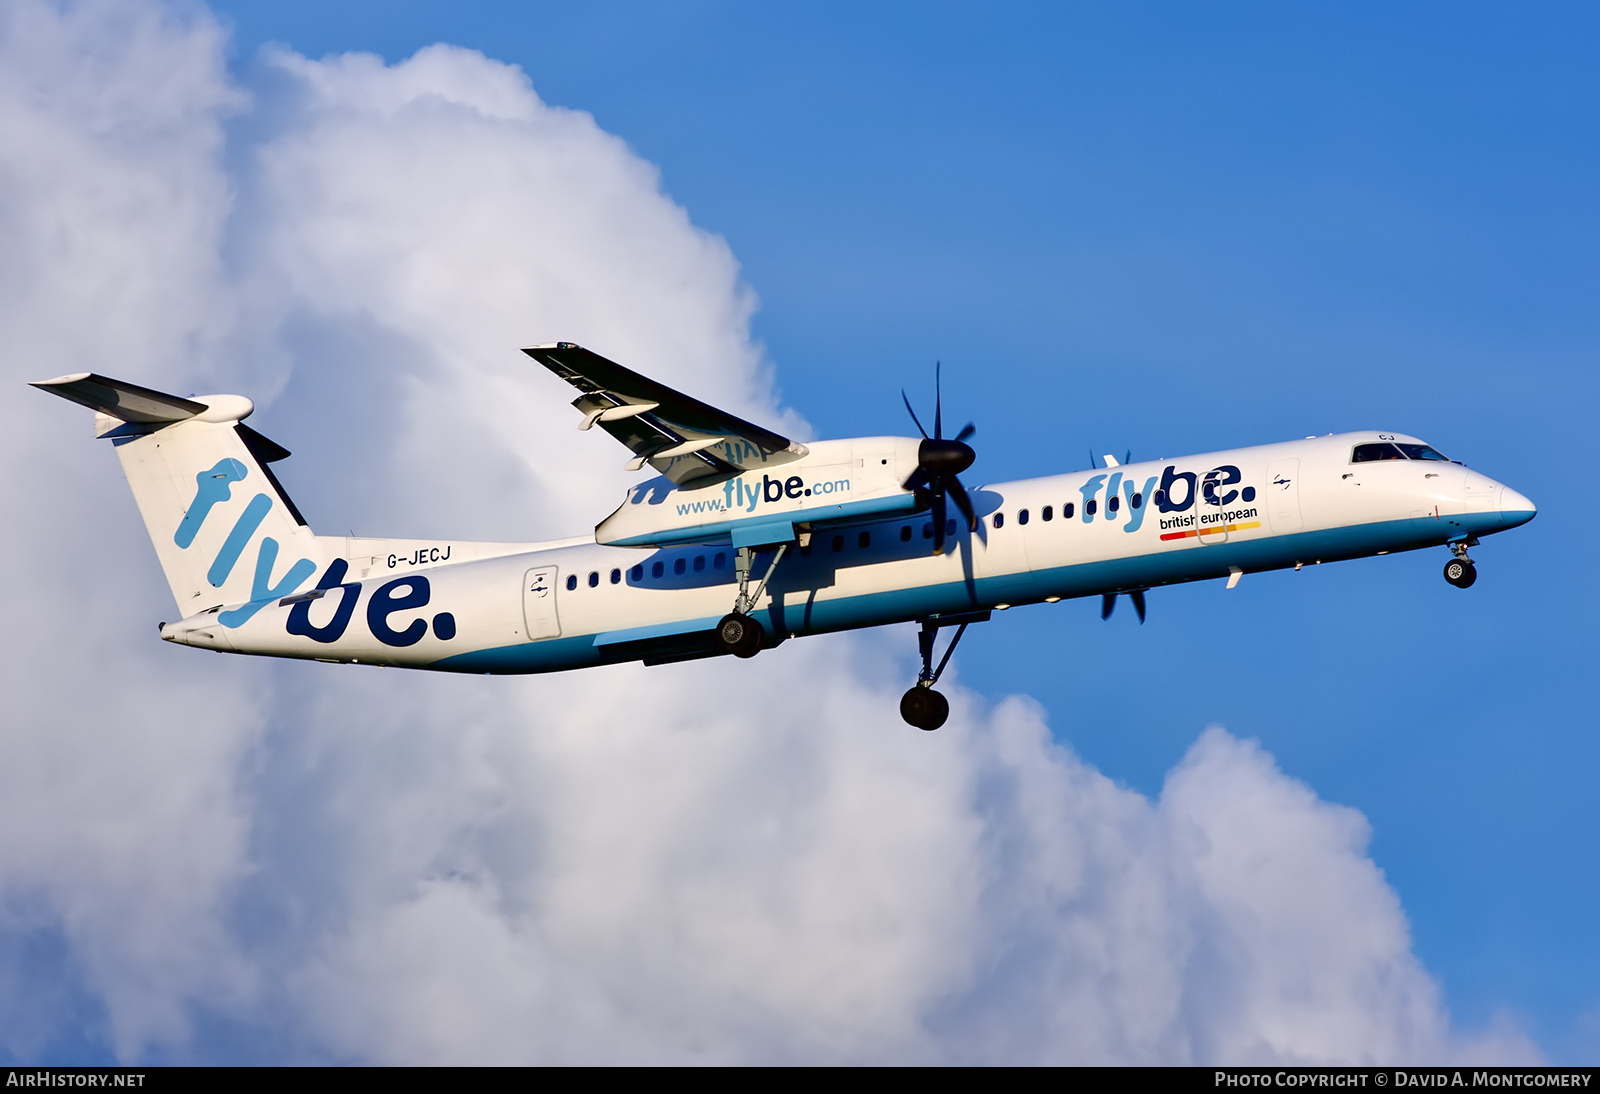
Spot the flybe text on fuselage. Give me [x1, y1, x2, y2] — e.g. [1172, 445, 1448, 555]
[1022, 460, 1262, 539]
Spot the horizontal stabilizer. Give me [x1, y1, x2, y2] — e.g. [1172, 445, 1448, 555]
[30, 373, 208, 424]
[32, 371, 317, 612]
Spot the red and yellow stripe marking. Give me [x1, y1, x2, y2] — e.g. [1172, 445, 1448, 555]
[1160, 520, 1262, 542]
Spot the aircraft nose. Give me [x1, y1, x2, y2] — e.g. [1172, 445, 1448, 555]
[1500, 484, 1537, 528]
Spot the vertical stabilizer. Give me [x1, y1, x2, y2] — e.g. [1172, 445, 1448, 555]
[32, 374, 330, 622]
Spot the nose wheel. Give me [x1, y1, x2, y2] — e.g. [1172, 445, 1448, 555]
[1443, 539, 1478, 589]
[1443, 557, 1477, 588]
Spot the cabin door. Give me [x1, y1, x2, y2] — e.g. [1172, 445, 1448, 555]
[1264, 459, 1304, 533]
[522, 566, 562, 640]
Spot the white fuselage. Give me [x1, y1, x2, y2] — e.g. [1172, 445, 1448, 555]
[162, 431, 1536, 673]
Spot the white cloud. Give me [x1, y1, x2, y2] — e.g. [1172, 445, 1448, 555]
[0, 0, 1542, 1065]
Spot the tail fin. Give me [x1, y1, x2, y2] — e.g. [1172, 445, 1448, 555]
[33, 373, 329, 623]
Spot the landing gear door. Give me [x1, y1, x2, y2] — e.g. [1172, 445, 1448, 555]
[522, 566, 561, 640]
[1265, 459, 1303, 533]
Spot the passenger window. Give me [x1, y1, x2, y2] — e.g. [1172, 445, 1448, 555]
[1108, 495, 1120, 514]
[674, 558, 686, 575]
[1018, 509, 1030, 525]
[858, 531, 871, 548]
[832, 535, 844, 552]
[1064, 502, 1075, 519]
[1131, 492, 1142, 509]
[714, 552, 727, 568]
[611, 568, 622, 584]
[1042, 505, 1053, 522]
[900, 525, 912, 542]
[923, 522, 933, 539]
[1086, 499, 1097, 516]
[993, 512, 1005, 529]
[588, 571, 599, 587]
[651, 561, 664, 579]
[1352, 443, 1406, 462]
[565, 574, 577, 591]
[945, 519, 956, 536]
[693, 555, 705, 572]
[630, 565, 643, 582]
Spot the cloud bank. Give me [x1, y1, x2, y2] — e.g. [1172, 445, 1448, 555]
[0, 0, 1538, 1064]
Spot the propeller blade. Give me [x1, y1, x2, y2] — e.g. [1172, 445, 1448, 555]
[1101, 593, 1116, 620]
[946, 475, 977, 531]
[902, 465, 934, 493]
[931, 488, 948, 555]
[933, 361, 943, 440]
[902, 390, 929, 439]
[954, 422, 976, 443]
[1130, 589, 1146, 624]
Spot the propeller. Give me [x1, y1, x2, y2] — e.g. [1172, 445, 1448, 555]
[902, 362, 977, 555]
[1100, 589, 1147, 624]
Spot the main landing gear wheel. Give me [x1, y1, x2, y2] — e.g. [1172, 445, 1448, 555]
[1443, 557, 1477, 589]
[900, 613, 985, 730]
[717, 612, 764, 658]
[900, 686, 949, 731]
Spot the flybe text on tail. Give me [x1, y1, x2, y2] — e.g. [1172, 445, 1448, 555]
[177, 458, 316, 626]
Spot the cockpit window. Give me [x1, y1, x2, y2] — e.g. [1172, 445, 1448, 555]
[1396, 443, 1451, 461]
[1352, 441, 1454, 463]
[1352, 443, 1406, 462]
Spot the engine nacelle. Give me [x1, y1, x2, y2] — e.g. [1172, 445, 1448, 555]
[596, 437, 925, 548]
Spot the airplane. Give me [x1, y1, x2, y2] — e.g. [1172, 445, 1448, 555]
[32, 343, 1537, 730]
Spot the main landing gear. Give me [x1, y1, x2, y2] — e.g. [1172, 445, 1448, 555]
[715, 543, 790, 658]
[900, 611, 989, 731]
[1443, 538, 1478, 589]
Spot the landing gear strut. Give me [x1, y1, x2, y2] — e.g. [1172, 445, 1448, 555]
[716, 543, 789, 658]
[900, 611, 988, 730]
[1443, 538, 1478, 589]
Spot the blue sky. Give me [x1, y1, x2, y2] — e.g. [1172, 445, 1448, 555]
[2, 0, 1594, 1062]
[204, 0, 1599, 1049]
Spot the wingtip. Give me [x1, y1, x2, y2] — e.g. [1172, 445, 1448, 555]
[29, 373, 90, 388]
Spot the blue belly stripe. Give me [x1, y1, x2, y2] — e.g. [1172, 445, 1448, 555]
[428, 511, 1516, 675]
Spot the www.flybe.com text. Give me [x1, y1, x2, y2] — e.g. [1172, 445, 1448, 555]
[675, 474, 852, 517]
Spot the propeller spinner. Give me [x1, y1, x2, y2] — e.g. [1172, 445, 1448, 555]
[902, 363, 977, 555]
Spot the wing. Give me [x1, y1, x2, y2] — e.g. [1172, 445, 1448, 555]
[524, 343, 807, 487]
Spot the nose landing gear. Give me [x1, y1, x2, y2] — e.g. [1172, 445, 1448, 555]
[900, 611, 989, 730]
[1443, 539, 1478, 589]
